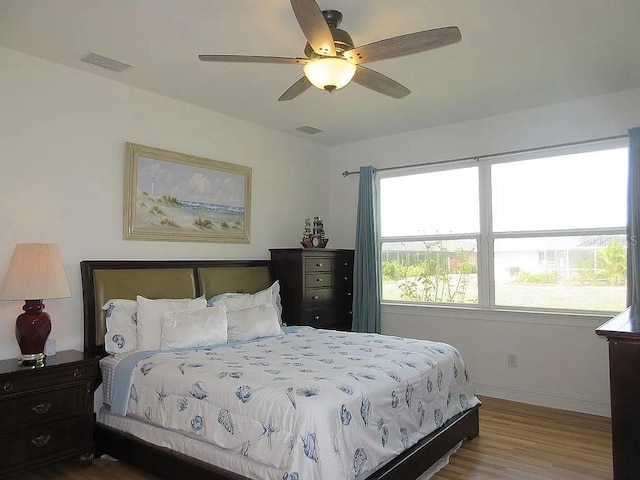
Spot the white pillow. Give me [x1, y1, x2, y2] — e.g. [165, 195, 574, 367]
[136, 295, 207, 351]
[208, 281, 283, 324]
[227, 304, 284, 342]
[103, 299, 138, 354]
[160, 306, 227, 350]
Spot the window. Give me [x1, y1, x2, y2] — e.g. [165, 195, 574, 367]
[379, 141, 629, 313]
[380, 167, 480, 306]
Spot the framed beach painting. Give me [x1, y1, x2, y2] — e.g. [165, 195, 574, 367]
[123, 143, 251, 243]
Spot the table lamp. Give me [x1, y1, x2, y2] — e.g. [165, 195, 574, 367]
[0, 243, 71, 366]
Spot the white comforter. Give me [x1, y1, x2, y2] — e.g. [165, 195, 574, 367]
[117, 327, 479, 480]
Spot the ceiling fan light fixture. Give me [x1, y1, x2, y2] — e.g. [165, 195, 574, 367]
[303, 57, 356, 92]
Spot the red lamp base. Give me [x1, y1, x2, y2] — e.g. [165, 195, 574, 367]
[15, 300, 51, 367]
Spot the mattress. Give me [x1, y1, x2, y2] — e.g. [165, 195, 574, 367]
[99, 327, 479, 480]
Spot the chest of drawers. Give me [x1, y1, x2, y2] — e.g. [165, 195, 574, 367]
[270, 248, 354, 331]
[0, 350, 98, 478]
[596, 307, 640, 480]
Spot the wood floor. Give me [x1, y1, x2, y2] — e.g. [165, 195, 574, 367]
[432, 397, 612, 480]
[13, 396, 612, 480]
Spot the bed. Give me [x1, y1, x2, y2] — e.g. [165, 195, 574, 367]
[81, 259, 480, 480]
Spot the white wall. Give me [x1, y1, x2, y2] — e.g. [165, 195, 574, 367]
[0, 46, 328, 360]
[327, 87, 640, 416]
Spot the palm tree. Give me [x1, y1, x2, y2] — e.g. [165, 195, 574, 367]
[598, 241, 626, 286]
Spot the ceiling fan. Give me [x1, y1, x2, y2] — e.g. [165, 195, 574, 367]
[198, 0, 461, 101]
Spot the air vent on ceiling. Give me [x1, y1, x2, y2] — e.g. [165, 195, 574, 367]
[295, 125, 324, 135]
[81, 52, 133, 72]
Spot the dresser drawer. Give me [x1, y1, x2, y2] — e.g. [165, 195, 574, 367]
[302, 307, 352, 330]
[1, 362, 95, 398]
[0, 385, 87, 433]
[335, 287, 354, 304]
[334, 272, 353, 290]
[302, 308, 335, 328]
[304, 287, 336, 306]
[304, 256, 332, 272]
[335, 256, 353, 272]
[305, 272, 332, 287]
[0, 416, 90, 469]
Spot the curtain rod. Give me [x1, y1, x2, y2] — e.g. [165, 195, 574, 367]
[341, 133, 629, 177]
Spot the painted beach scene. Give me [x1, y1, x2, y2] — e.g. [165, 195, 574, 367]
[135, 155, 247, 236]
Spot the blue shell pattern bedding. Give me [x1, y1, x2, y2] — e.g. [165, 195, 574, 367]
[111, 327, 479, 480]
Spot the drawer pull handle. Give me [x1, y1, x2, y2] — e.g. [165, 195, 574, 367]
[312, 295, 319, 300]
[344, 262, 348, 266]
[32, 402, 52, 415]
[344, 276, 348, 280]
[347, 292, 352, 296]
[314, 315, 320, 320]
[316, 278, 323, 282]
[3, 381, 13, 393]
[31, 434, 51, 448]
[73, 369, 81, 379]
[316, 263, 323, 267]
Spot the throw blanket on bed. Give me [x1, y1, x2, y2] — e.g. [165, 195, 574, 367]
[112, 327, 479, 480]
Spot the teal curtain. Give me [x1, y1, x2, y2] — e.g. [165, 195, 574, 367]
[352, 166, 381, 333]
[627, 127, 640, 306]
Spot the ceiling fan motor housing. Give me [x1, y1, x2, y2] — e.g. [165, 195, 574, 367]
[303, 10, 354, 59]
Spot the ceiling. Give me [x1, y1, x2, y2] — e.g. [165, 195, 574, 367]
[1, 0, 640, 146]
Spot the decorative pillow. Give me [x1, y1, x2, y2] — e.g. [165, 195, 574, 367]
[208, 281, 283, 324]
[160, 306, 227, 350]
[226, 304, 284, 342]
[103, 299, 138, 354]
[136, 295, 207, 351]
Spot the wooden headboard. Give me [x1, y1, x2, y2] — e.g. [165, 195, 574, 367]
[80, 260, 272, 358]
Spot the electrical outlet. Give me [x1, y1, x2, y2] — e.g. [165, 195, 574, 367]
[507, 354, 518, 368]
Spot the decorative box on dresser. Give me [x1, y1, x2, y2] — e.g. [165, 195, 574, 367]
[0, 350, 98, 479]
[596, 306, 640, 480]
[270, 248, 354, 331]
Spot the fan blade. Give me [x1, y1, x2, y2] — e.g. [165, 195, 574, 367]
[352, 65, 410, 99]
[199, 54, 309, 65]
[344, 26, 461, 65]
[278, 76, 312, 101]
[290, 0, 336, 56]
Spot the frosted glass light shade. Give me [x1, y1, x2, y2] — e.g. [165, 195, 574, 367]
[0, 243, 71, 300]
[303, 57, 356, 92]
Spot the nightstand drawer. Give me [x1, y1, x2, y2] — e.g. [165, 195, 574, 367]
[1, 362, 95, 398]
[0, 416, 89, 469]
[0, 385, 87, 432]
[304, 257, 332, 272]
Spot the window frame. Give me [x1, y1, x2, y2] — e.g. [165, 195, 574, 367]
[378, 138, 629, 315]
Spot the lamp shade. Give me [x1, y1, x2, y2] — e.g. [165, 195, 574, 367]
[303, 57, 356, 92]
[0, 243, 71, 300]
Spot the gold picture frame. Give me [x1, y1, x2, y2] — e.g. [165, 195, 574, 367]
[123, 143, 251, 243]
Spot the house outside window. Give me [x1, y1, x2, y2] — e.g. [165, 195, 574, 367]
[379, 140, 629, 313]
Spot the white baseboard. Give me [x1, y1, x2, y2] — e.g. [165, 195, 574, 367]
[473, 381, 611, 417]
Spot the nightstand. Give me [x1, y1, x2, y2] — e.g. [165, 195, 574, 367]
[0, 350, 98, 478]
